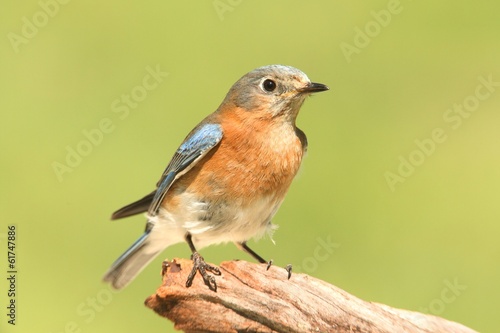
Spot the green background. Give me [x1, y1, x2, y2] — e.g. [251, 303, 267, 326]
[1, 1, 499, 332]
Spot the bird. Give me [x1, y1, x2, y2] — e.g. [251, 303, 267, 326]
[103, 64, 329, 291]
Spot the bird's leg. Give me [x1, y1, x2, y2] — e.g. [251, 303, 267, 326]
[238, 241, 268, 264]
[237, 242, 292, 279]
[185, 233, 221, 291]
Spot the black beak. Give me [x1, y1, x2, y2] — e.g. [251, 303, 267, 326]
[299, 82, 329, 93]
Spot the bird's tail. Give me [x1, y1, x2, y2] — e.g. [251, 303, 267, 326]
[103, 231, 166, 289]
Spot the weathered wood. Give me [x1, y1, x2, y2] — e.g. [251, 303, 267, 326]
[144, 258, 477, 333]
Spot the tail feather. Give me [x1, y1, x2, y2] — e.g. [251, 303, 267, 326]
[103, 232, 165, 289]
[111, 191, 155, 220]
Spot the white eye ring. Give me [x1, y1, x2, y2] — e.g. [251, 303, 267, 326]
[261, 78, 277, 92]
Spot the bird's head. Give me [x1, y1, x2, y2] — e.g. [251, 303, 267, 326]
[221, 65, 329, 123]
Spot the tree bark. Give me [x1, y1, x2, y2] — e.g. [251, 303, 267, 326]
[144, 258, 477, 333]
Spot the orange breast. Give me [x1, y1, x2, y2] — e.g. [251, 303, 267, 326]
[168, 108, 306, 207]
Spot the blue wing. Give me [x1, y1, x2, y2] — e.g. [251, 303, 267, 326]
[111, 123, 223, 221]
[147, 123, 223, 216]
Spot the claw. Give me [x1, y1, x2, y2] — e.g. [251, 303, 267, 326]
[285, 264, 292, 279]
[265, 260, 292, 279]
[186, 252, 221, 291]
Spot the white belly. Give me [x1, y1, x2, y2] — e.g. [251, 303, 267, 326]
[148, 192, 282, 250]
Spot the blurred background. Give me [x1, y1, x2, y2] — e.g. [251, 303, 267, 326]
[1, 1, 499, 332]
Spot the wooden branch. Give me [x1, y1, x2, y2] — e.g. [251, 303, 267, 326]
[144, 258, 477, 333]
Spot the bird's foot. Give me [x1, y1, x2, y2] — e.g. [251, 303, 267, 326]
[285, 264, 292, 279]
[265, 260, 292, 279]
[186, 252, 221, 291]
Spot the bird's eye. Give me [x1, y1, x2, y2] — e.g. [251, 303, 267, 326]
[262, 79, 277, 92]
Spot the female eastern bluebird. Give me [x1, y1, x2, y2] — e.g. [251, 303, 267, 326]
[103, 65, 328, 291]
